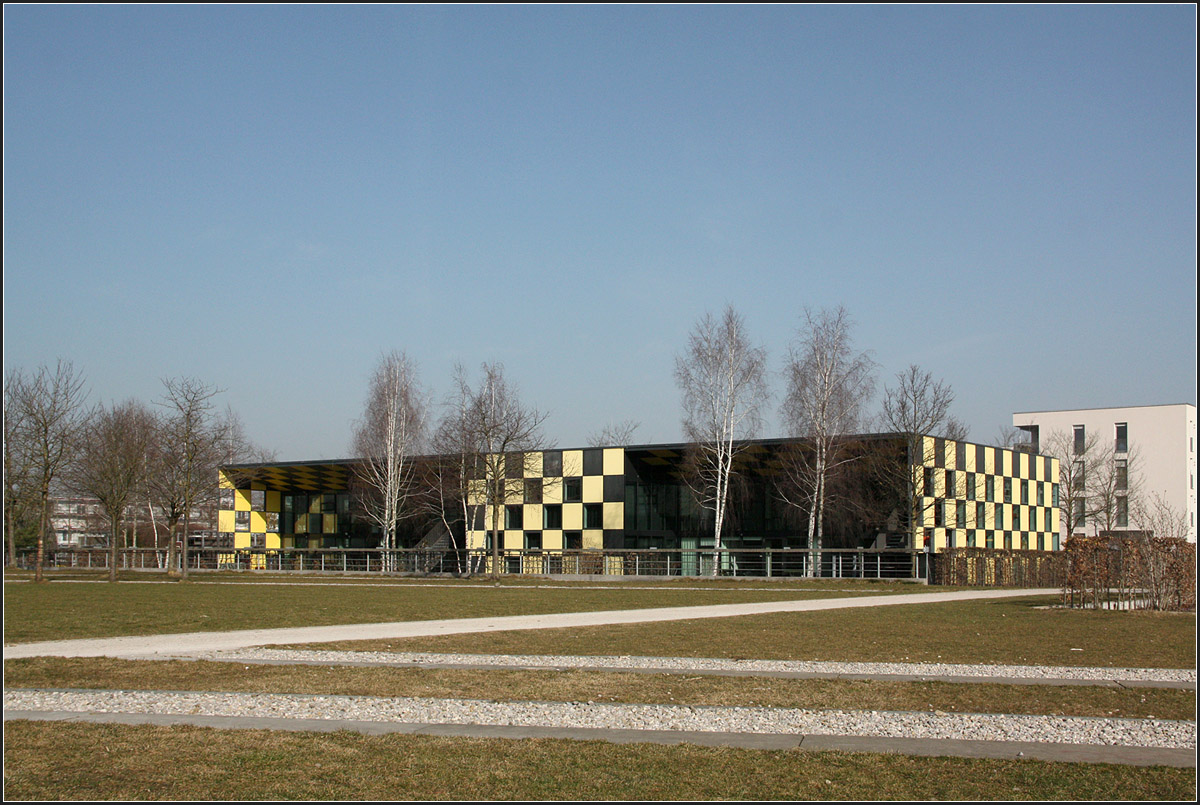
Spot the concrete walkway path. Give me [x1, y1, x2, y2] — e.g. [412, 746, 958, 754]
[5, 587, 1060, 659]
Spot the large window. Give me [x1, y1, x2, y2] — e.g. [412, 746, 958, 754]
[543, 504, 562, 530]
[1074, 425, 1086, 455]
[1116, 496, 1128, 527]
[583, 503, 602, 529]
[564, 478, 582, 503]
[505, 505, 523, 530]
[1115, 423, 1128, 453]
[1115, 459, 1128, 491]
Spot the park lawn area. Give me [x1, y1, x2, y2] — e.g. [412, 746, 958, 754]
[2, 574, 905, 645]
[3, 721, 1194, 801]
[307, 596, 1197, 669]
[6, 656, 1194, 721]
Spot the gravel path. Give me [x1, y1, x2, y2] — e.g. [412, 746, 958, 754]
[6, 688, 1194, 749]
[193, 647, 1198, 685]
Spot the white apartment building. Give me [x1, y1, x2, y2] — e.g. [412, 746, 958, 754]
[1012, 404, 1197, 542]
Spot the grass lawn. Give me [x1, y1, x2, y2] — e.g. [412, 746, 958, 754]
[4, 574, 1195, 800]
[4, 721, 1194, 801]
[306, 595, 1197, 669]
[2, 572, 907, 644]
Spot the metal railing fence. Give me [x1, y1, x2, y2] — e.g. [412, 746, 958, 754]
[17, 546, 929, 580]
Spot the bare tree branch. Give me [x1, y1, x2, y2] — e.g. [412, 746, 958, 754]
[675, 305, 769, 570]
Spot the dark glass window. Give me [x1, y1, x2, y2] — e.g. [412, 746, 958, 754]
[505, 453, 525, 479]
[583, 449, 603, 476]
[1115, 460, 1128, 491]
[543, 450, 563, 477]
[1021, 480, 1028, 505]
[251, 490, 265, 511]
[220, 488, 235, 509]
[564, 531, 582, 550]
[583, 503, 602, 529]
[525, 531, 542, 551]
[564, 478, 582, 503]
[946, 470, 955, 496]
[1004, 478, 1012, 503]
[235, 511, 250, 532]
[1115, 423, 1128, 453]
[957, 500, 966, 528]
[505, 505, 523, 530]
[543, 504, 562, 530]
[966, 473, 976, 500]
[524, 478, 542, 504]
[976, 501, 985, 529]
[924, 466, 935, 496]
[1074, 425, 1086, 455]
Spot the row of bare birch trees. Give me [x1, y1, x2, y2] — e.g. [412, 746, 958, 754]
[4, 361, 268, 582]
[673, 304, 967, 571]
[349, 355, 548, 575]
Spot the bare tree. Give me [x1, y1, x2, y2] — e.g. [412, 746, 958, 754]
[466, 363, 550, 576]
[587, 419, 641, 447]
[14, 361, 91, 582]
[1040, 427, 1117, 538]
[4, 369, 39, 565]
[67, 399, 157, 582]
[878, 364, 961, 547]
[779, 307, 875, 572]
[351, 351, 427, 569]
[424, 364, 483, 575]
[155, 377, 227, 578]
[674, 305, 769, 570]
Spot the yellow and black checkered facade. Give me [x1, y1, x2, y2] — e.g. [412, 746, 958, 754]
[216, 435, 1060, 555]
[913, 436, 1060, 551]
[465, 448, 626, 552]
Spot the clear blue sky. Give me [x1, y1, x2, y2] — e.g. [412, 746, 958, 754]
[4, 5, 1196, 461]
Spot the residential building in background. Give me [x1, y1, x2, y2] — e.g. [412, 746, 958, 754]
[1013, 404, 1196, 542]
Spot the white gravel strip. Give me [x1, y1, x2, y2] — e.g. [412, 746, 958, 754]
[191, 648, 1198, 684]
[5, 689, 1194, 749]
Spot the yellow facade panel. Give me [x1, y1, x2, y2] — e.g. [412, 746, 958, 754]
[249, 511, 267, 533]
[543, 479, 563, 504]
[219, 471, 236, 489]
[602, 448, 624, 475]
[563, 503, 583, 530]
[234, 490, 252, 512]
[218, 510, 236, 533]
[603, 502, 623, 530]
[543, 529, 563, 550]
[266, 533, 281, 550]
[234, 533, 251, 550]
[563, 450, 583, 477]
[582, 475, 603, 503]
[582, 529, 603, 549]
[523, 452, 543, 478]
[524, 503, 541, 528]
